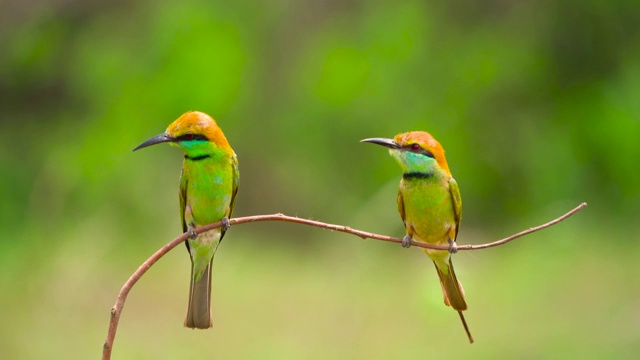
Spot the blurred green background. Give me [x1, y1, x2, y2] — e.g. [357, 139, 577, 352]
[1, 0, 639, 358]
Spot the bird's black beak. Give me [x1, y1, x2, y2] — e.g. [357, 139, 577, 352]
[360, 137, 400, 149]
[133, 133, 174, 151]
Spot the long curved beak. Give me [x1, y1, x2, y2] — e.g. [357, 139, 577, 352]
[360, 137, 399, 149]
[133, 133, 173, 151]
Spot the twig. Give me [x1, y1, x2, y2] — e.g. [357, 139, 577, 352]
[102, 202, 587, 359]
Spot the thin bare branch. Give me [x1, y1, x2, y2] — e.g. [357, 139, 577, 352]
[102, 202, 587, 359]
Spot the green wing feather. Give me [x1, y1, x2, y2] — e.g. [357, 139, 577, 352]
[179, 168, 188, 233]
[221, 152, 239, 241]
[397, 184, 406, 225]
[448, 177, 462, 242]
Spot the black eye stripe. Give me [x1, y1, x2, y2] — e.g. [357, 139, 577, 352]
[177, 134, 208, 141]
[421, 150, 435, 158]
[404, 145, 434, 158]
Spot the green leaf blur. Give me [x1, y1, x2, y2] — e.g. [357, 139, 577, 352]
[0, 0, 638, 358]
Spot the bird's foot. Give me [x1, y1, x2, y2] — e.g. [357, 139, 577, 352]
[221, 217, 231, 231]
[187, 224, 198, 240]
[401, 235, 413, 248]
[448, 239, 458, 254]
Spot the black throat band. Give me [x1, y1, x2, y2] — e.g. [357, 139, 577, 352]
[403, 172, 432, 180]
[184, 154, 211, 161]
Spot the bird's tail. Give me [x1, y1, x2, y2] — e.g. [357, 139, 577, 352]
[433, 258, 467, 310]
[184, 261, 213, 329]
[434, 258, 474, 343]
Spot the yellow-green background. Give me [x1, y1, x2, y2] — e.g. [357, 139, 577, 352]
[1, 0, 638, 358]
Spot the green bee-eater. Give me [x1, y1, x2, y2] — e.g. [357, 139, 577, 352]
[362, 131, 473, 343]
[134, 111, 239, 329]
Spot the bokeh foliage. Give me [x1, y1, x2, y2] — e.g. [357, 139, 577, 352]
[0, 0, 638, 358]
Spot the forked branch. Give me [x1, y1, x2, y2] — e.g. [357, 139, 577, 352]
[102, 202, 587, 359]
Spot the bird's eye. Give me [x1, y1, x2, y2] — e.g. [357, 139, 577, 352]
[184, 134, 194, 140]
[411, 144, 420, 152]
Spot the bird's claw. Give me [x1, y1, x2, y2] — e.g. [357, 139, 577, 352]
[448, 239, 458, 254]
[401, 235, 413, 248]
[221, 217, 231, 231]
[187, 226, 198, 240]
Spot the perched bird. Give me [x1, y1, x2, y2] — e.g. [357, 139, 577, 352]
[361, 131, 473, 343]
[134, 111, 239, 329]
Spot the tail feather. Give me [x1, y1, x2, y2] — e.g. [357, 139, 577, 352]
[185, 261, 213, 329]
[457, 311, 474, 344]
[434, 258, 474, 343]
[433, 259, 467, 310]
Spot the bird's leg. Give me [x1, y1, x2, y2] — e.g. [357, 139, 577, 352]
[448, 238, 458, 254]
[185, 205, 198, 239]
[401, 234, 413, 248]
[187, 222, 198, 240]
[221, 217, 231, 231]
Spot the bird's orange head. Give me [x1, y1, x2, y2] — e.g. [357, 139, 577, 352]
[361, 131, 451, 176]
[133, 111, 233, 157]
[165, 111, 231, 149]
